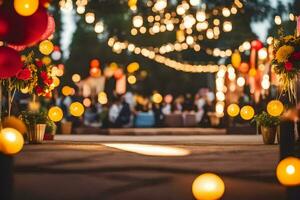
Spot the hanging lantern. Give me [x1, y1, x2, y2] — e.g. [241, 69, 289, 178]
[0, 128, 24, 155]
[192, 173, 225, 200]
[48, 106, 63, 122]
[227, 103, 240, 117]
[240, 105, 255, 120]
[39, 40, 54, 55]
[267, 100, 284, 117]
[69, 102, 85, 117]
[0, 46, 23, 79]
[238, 62, 249, 74]
[14, 0, 39, 16]
[231, 51, 241, 68]
[276, 157, 300, 186]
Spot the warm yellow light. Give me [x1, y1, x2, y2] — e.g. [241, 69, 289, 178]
[103, 143, 190, 156]
[152, 93, 163, 104]
[192, 173, 225, 200]
[276, 157, 300, 186]
[133, 15, 143, 28]
[274, 15, 282, 25]
[39, 40, 54, 56]
[48, 106, 63, 122]
[85, 12, 95, 24]
[42, 56, 52, 65]
[72, 74, 81, 83]
[14, 0, 39, 16]
[237, 77, 245, 87]
[248, 68, 257, 77]
[0, 128, 24, 155]
[231, 51, 241, 68]
[70, 102, 85, 117]
[240, 105, 255, 120]
[127, 75, 137, 84]
[20, 87, 29, 94]
[127, 62, 140, 73]
[267, 100, 284, 117]
[52, 76, 60, 87]
[258, 48, 268, 60]
[62, 86, 73, 96]
[227, 104, 240, 117]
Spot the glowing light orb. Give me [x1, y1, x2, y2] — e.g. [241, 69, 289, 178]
[48, 106, 63, 122]
[192, 173, 225, 200]
[227, 104, 240, 117]
[69, 102, 85, 117]
[240, 105, 255, 120]
[152, 93, 163, 104]
[0, 128, 24, 155]
[39, 40, 54, 55]
[14, 0, 39, 16]
[267, 100, 284, 117]
[72, 74, 81, 83]
[276, 157, 300, 186]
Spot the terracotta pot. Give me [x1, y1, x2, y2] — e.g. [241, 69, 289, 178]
[61, 122, 72, 135]
[261, 126, 277, 145]
[27, 124, 46, 144]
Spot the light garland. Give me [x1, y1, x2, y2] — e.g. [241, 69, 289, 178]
[108, 37, 231, 73]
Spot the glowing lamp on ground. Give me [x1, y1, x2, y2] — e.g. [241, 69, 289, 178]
[14, 0, 39, 16]
[48, 106, 63, 122]
[152, 93, 163, 104]
[70, 102, 85, 117]
[248, 68, 257, 77]
[276, 157, 300, 186]
[192, 173, 225, 200]
[39, 40, 54, 55]
[0, 128, 24, 155]
[240, 105, 255, 120]
[227, 104, 240, 117]
[267, 100, 283, 117]
[72, 74, 81, 83]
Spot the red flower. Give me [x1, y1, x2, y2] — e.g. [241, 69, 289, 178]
[35, 60, 43, 68]
[16, 68, 31, 80]
[40, 71, 48, 80]
[35, 86, 44, 95]
[291, 51, 300, 61]
[43, 77, 53, 85]
[285, 62, 293, 71]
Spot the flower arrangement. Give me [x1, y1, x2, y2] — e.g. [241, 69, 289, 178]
[272, 31, 300, 102]
[13, 51, 54, 97]
[252, 111, 280, 128]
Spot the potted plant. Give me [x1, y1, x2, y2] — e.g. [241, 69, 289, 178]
[20, 111, 48, 144]
[44, 119, 57, 140]
[252, 111, 280, 145]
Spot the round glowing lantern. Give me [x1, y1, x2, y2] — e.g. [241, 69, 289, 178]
[276, 157, 300, 186]
[240, 105, 255, 120]
[0, 6, 48, 45]
[238, 62, 249, 74]
[70, 102, 85, 117]
[90, 59, 100, 68]
[192, 173, 225, 200]
[0, 46, 23, 79]
[267, 100, 284, 117]
[251, 40, 263, 51]
[2, 116, 27, 135]
[227, 103, 240, 117]
[39, 40, 54, 55]
[14, 0, 39, 16]
[48, 106, 63, 122]
[0, 128, 24, 155]
[231, 51, 241, 68]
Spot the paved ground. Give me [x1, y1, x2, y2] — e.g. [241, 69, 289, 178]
[13, 135, 286, 200]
